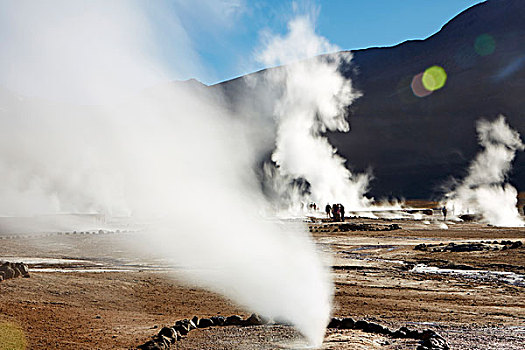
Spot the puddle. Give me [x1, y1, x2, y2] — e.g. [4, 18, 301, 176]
[344, 245, 399, 252]
[30, 268, 171, 273]
[365, 257, 405, 265]
[411, 264, 525, 287]
[30, 268, 136, 273]
[1, 256, 173, 272]
[1, 257, 94, 265]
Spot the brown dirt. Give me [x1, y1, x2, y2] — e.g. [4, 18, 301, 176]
[1, 218, 524, 349]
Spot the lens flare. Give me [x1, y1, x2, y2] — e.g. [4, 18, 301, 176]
[0, 321, 27, 349]
[410, 72, 432, 98]
[474, 34, 496, 56]
[422, 66, 447, 92]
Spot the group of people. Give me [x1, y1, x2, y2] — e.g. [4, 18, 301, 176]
[325, 203, 345, 222]
[308, 202, 318, 211]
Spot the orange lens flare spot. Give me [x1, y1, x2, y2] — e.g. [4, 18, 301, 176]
[411, 72, 432, 97]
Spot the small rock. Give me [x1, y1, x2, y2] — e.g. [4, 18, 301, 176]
[210, 316, 226, 326]
[397, 326, 413, 338]
[2, 266, 15, 279]
[414, 244, 428, 251]
[259, 315, 270, 325]
[421, 329, 437, 340]
[12, 265, 21, 278]
[327, 317, 342, 329]
[224, 315, 243, 326]
[198, 318, 214, 328]
[418, 332, 450, 350]
[178, 318, 197, 330]
[157, 335, 171, 347]
[16, 263, 29, 277]
[174, 321, 189, 336]
[340, 317, 355, 329]
[408, 329, 424, 339]
[366, 322, 391, 335]
[273, 319, 293, 326]
[243, 314, 262, 326]
[392, 329, 408, 338]
[158, 327, 177, 341]
[354, 320, 369, 331]
[187, 319, 197, 330]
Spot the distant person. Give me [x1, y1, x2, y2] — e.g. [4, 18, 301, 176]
[442, 206, 447, 221]
[325, 204, 332, 218]
[340, 203, 345, 222]
[332, 203, 340, 221]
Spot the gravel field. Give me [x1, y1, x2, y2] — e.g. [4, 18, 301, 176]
[1, 217, 523, 349]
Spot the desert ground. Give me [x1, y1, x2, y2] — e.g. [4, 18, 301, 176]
[1, 215, 524, 349]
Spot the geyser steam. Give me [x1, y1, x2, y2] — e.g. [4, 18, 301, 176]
[444, 115, 524, 227]
[0, 1, 332, 346]
[257, 15, 371, 212]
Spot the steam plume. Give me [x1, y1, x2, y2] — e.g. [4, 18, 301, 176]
[257, 15, 371, 212]
[0, 1, 331, 346]
[444, 115, 524, 227]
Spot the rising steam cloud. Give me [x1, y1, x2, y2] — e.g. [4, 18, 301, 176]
[444, 115, 524, 227]
[257, 15, 371, 213]
[0, 1, 332, 346]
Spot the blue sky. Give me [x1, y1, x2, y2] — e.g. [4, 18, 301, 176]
[0, 0, 487, 99]
[165, 0, 486, 85]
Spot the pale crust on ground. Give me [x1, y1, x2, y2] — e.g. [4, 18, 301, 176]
[1, 218, 524, 349]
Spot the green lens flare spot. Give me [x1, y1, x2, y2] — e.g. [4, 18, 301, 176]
[474, 34, 496, 56]
[422, 66, 447, 91]
[0, 321, 27, 349]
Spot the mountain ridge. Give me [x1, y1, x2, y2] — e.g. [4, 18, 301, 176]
[213, 0, 525, 200]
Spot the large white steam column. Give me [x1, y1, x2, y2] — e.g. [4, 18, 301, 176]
[258, 16, 371, 212]
[0, 2, 333, 347]
[444, 115, 524, 227]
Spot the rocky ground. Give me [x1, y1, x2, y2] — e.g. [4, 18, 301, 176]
[0, 217, 523, 349]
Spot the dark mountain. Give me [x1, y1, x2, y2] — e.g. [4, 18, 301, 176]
[214, 0, 525, 200]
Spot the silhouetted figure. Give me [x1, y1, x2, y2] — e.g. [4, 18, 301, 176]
[339, 203, 345, 222]
[332, 203, 340, 221]
[325, 204, 332, 218]
[442, 206, 447, 220]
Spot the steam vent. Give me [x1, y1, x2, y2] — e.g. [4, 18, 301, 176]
[0, 1, 524, 349]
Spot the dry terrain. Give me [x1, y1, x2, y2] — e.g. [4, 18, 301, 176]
[1, 217, 524, 349]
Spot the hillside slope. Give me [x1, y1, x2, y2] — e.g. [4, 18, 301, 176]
[216, 0, 525, 199]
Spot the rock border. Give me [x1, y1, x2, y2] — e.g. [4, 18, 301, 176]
[309, 223, 401, 233]
[415, 240, 523, 252]
[137, 315, 449, 350]
[0, 229, 128, 240]
[0, 261, 30, 282]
